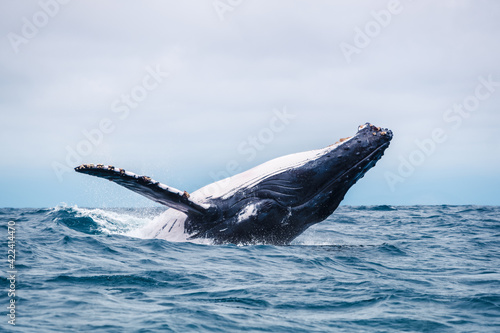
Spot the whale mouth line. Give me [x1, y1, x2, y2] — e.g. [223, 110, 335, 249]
[328, 141, 390, 187]
[293, 141, 391, 209]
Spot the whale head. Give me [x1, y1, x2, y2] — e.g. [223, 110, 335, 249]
[188, 123, 393, 244]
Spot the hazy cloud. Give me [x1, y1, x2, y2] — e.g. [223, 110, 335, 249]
[1, 0, 499, 207]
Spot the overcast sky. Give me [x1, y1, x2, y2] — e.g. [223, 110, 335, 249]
[1, 0, 499, 207]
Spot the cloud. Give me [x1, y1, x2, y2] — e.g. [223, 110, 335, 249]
[1, 0, 499, 206]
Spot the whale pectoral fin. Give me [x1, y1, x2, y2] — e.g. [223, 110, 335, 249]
[74, 164, 211, 216]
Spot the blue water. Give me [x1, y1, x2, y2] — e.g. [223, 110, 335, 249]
[1, 205, 500, 332]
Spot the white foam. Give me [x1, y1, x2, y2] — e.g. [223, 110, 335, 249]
[55, 205, 152, 235]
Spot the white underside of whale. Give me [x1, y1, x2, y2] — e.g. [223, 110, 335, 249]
[128, 209, 191, 241]
[191, 138, 352, 203]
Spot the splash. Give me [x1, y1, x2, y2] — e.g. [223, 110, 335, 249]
[51, 204, 215, 245]
[52, 204, 154, 235]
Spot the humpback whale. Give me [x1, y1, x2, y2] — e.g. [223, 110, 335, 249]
[75, 123, 392, 245]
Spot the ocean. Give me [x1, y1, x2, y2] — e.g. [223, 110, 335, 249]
[1, 205, 499, 332]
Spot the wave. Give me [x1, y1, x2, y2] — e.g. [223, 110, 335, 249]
[351, 205, 397, 211]
[48, 204, 158, 236]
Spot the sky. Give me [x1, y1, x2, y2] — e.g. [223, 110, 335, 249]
[1, 0, 499, 208]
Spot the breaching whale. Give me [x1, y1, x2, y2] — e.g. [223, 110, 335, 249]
[75, 123, 392, 245]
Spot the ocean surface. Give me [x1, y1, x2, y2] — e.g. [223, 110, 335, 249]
[1, 205, 499, 332]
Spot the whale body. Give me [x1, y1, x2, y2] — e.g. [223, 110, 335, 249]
[75, 123, 392, 245]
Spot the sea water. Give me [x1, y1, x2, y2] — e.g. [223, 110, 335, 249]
[1, 205, 499, 332]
